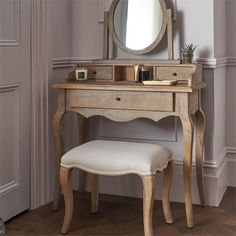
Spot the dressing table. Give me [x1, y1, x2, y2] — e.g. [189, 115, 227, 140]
[52, 0, 206, 229]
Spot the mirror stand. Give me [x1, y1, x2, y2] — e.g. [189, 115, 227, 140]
[167, 9, 174, 60]
[103, 8, 174, 60]
[103, 11, 109, 60]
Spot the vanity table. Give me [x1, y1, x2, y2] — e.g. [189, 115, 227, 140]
[52, 0, 206, 229]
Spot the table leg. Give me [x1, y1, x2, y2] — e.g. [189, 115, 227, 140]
[77, 114, 87, 192]
[195, 108, 206, 207]
[180, 115, 194, 228]
[52, 90, 66, 211]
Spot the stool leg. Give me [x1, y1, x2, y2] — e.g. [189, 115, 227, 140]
[162, 161, 173, 224]
[141, 176, 156, 236]
[91, 174, 99, 213]
[60, 167, 73, 234]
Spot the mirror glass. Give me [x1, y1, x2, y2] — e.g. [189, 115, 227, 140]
[110, 0, 165, 53]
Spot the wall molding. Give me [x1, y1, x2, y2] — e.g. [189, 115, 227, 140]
[53, 57, 93, 69]
[30, 0, 51, 209]
[203, 146, 235, 169]
[0, 182, 18, 194]
[53, 57, 236, 69]
[204, 147, 227, 169]
[226, 146, 236, 155]
[195, 57, 236, 69]
[0, 83, 20, 91]
[0, 0, 21, 47]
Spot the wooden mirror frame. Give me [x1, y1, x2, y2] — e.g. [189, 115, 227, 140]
[104, 0, 173, 58]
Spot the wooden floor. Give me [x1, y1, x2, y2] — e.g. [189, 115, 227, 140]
[5, 187, 236, 235]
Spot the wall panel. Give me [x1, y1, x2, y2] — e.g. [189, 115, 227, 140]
[0, 85, 20, 192]
[0, 0, 20, 46]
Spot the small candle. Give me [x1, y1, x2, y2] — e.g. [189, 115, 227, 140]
[75, 68, 88, 81]
[139, 67, 150, 82]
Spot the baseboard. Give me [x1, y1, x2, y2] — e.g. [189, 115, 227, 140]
[226, 146, 236, 187]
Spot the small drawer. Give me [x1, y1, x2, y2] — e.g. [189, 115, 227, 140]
[87, 66, 113, 80]
[155, 66, 195, 81]
[68, 90, 174, 112]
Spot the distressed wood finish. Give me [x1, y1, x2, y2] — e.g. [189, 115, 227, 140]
[53, 81, 205, 93]
[103, 11, 109, 59]
[180, 114, 194, 228]
[195, 91, 206, 207]
[189, 91, 199, 114]
[141, 176, 156, 236]
[167, 9, 173, 60]
[64, 63, 202, 86]
[155, 64, 202, 86]
[162, 161, 174, 224]
[60, 167, 73, 234]
[68, 89, 174, 112]
[86, 65, 113, 80]
[68, 108, 173, 123]
[52, 90, 66, 211]
[52, 79, 206, 228]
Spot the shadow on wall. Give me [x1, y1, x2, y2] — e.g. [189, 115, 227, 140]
[176, 9, 211, 59]
[198, 48, 212, 59]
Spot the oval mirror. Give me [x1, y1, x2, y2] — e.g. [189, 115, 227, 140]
[108, 0, 167, 55]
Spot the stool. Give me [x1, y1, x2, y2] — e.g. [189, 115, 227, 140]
[60, 140, 173, 236]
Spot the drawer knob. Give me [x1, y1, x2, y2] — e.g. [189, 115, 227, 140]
[116, 97, 121, 101]
[172, 72, 177, 76]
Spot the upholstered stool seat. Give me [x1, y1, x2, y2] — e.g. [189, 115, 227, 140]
[61, 140, 172, 176]
[60, 140, 173, 236]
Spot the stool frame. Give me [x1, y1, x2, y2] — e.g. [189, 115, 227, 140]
[60, 160, 173, 236]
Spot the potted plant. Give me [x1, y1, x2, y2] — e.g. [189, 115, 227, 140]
[181, 43, 197, 64]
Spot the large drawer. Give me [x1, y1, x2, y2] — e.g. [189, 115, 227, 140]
[68, 90, 174, 112]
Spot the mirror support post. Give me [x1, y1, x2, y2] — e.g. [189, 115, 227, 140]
[167, 9, 174, 60]
[103, 11, 109, 59]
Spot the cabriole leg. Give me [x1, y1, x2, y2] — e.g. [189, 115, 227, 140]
[141, 175, 156, 236]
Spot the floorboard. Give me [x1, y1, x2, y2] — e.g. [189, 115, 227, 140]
[5, 187, 236, 235]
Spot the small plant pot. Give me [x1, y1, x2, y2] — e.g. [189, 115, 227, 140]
[182, 54, 193, 64]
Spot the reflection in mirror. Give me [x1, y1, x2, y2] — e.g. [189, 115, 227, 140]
[113, 0, 163, 51]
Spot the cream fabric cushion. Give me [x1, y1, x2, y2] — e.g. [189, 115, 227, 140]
[61, 140, 172, 176]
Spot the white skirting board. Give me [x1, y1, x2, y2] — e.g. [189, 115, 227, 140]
[228, 152, 236, 187]
[73, 155, 234, 207]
